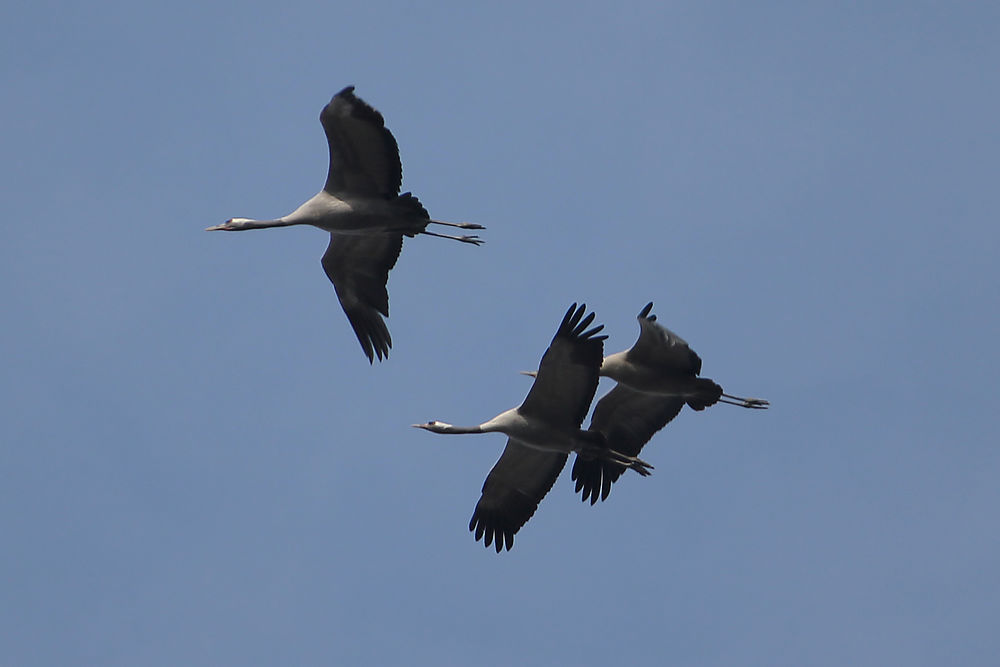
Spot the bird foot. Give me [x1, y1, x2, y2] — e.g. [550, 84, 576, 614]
[720, 394, 770, 409]
[421, 230, 484, 245]
[609, 450, 654, 477]
[627, 457, 654, 477]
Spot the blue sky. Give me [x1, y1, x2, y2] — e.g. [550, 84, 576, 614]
[2, 1, 998, 665]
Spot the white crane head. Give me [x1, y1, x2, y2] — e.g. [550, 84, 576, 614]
[411, 420, 453, 433]
[206, 217, 256, 231]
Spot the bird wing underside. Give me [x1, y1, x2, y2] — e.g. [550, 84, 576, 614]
[321, 232, 404, 363]
[572, 385, 684, 504]
[520, 305, 605, 428]
[320, 86, 403, 198]
[630, 317, 703, 375]
[469, 439, 568, 552]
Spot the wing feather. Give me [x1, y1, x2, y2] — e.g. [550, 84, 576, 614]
[571, 385, 684, 504]
[628, 302, 702, 374]
[519, 304, 606, 428]
[469, 440, 567, 552]
[319, 86, 402, 197]
[320, 233, 403, 362]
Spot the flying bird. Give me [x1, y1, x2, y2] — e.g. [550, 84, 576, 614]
[412, 304, 653, 552]
[207, 86, 484, 362]
[570, 302, 769, 504]
[599, 302, 768, 410]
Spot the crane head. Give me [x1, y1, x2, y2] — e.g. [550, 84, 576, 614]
[411, 420, 452, 433]
[206, 217, 253, 231]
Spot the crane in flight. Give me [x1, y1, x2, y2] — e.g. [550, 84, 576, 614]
[570, 302, 769, 504]
[207, 86, 483, 363]
[413, 304, 652, 552]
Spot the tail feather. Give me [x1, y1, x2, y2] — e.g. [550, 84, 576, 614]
[686, 378, 724, 411]
[395, 192, 430, 220]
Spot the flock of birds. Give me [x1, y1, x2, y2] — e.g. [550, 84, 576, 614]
[210, 86, 768, 552]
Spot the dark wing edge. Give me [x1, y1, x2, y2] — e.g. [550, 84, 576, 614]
[319, 86, 403, 197]
[469, 441, 568, 553]
[571, 385, 684, 504]
[520, 303, 607, 427]
[630, 301, 703, 375]
[321, 233, 404, 363]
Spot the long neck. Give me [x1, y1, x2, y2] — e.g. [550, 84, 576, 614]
[437, 424, 486, 435]
[229, 217, 299, 230]
[422, 410, 518, 436]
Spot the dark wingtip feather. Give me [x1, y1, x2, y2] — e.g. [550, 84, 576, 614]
[571, 457, 610, 505]
[344, 305, 392, 363]
[639, 302, 654, 319]
[470, 511, 515, 553]
[557, 303, 578, 335]
[554, 303, 606, 344]
[571, 454, 630, 504]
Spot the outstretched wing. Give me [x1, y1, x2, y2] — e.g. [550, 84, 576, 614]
[628, 302, 703, 375]
[321, 232, 403, 363]
[519, 303, 607, 429]
[571, 384, 684, 504]
[469, 440, 568, 552]
[319, 86, 403, 197]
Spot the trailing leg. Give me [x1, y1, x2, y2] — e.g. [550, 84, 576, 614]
[720, 393, 769, 409]
[420, 230, 484, 245]
[429, 219, 485, 230]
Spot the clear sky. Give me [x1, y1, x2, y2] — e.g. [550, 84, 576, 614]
[2, 1, 998, 665]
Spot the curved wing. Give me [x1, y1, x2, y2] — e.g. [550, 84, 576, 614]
[628, 302, 703, 375]
[571, 384, 684, 504]
[319, 86, 403, 197]
[519, 303, 607, 428]
[320, 232, 403, 363]
[469, 440, 568, 552]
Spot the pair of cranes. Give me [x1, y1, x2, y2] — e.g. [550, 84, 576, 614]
[415, 302, 767, 552]
[209, 86, 768, 552]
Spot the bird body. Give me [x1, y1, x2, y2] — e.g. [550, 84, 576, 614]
[600, 350, 724, 408]
[217, 190, 436, 235]
[208, 86, 483, 362]
[599, 302, 767, 411]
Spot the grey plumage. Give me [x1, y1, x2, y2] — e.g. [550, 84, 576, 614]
[209, 86, 483, 362]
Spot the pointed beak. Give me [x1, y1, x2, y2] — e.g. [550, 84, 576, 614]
[205, 223, 227, 231]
